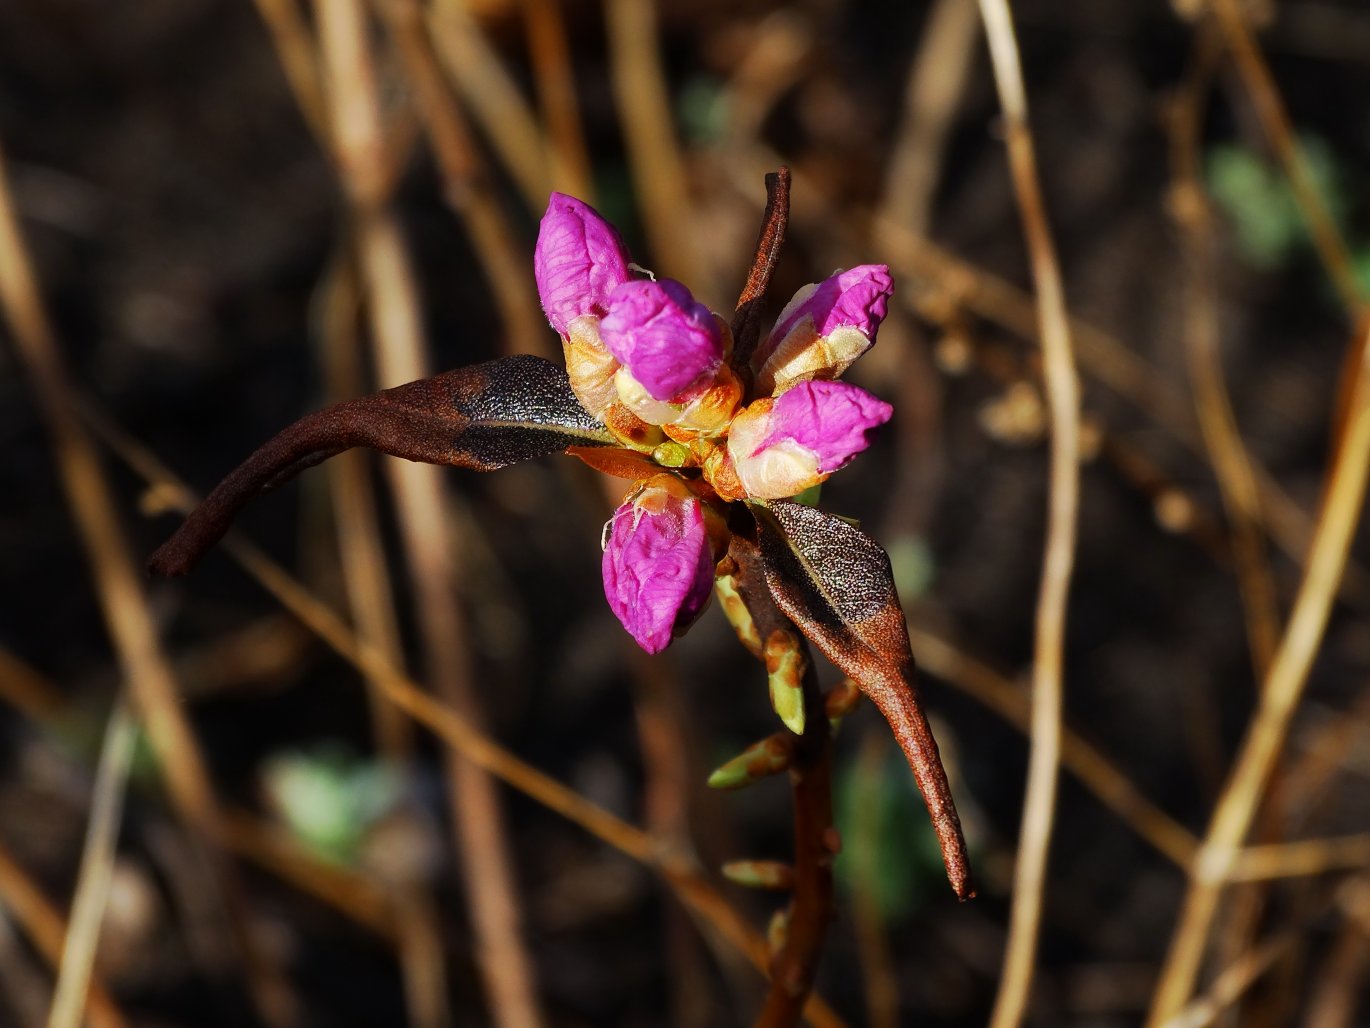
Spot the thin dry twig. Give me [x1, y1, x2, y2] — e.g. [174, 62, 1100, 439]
[604, 0, 713, 296]
[738, 145, 1370, 608]
[0, 841, 129, 1028]
[313, 2, 544, 1023]
[1146, 322, 1370, 1023]
[377, 0, 552, 360]
[907, 623, 1198, 868]
[45, 692, 137, 1028]
[93, 409, 846, 1028]
[1302, 876, 1370, 1028]
[1160, 932, 1294, 1028]
[0, 135, 295, 1028]
[878, 0, 981, 237]
[1169, 27, 1282, 678]
[0, 647, 65, 723]
[974, 1, 1082, 1024]
[251, 0, 331, 144]
[427, 0, 554, 209]
[1209, 0, 1363, 316]
[1227, 835, 1370, 883]
[517, 0, 594, 199]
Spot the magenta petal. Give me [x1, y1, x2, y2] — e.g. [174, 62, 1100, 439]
[534, 193, 632, 336]
[599, 279, 722, 402]
[602, 485, 715, 654]
[757, 380, 893, 473]
[765, 265, 893, 355]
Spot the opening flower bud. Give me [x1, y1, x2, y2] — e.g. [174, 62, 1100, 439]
[534, 193, 632, 336]
[600, 279, 723, 402]
[753, 265, 893, 395]
[727, 380, 893, 499]
[563, 316, 621, 418]
[602, 475, 719, 653]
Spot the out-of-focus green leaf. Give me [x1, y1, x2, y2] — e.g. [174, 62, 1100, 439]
[263, 745, 401, 864]
[678, 75, 730, 144]
[835, 742, 946, 919]
[886, 533, 936, 603]
[1206, 136, 1344, 270]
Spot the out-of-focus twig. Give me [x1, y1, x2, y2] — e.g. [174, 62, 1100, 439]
[1210, 0, 1363, 316]
[1160, 932, 1294, 1028]
[879, 0, 981, 237]
[604, 0, 712, 296]
[849, 732, 902, 1028]
[1227, 834, 1370, 883]
[99, 409, 854, 1027]
[252, 0, 331, 143]
[427, 0, 554, 208]
[736, 146, 1370, 608]
[1146, 322, 1370, 1023]
[314, 2, 544, 1023]
[907, 623, 1197, 868]
[0, 134, 296, 1028]
[0, 647, 65, 723]
[0, 842, 129, 1028]
[1301, 876, 1370, 1028]
[46, 692, 137, 1028]
[518, 0, 593, 199]
[377, 0, 551, 359]
[975, 2, 1082, 1024]
[1169, 27, 1282, 678]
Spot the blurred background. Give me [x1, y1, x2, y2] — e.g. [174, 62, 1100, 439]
[3, 0, 1370, 1024]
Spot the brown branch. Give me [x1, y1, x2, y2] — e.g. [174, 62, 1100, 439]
[731, 535, 835, 1028]
[975, 0, 1083, 1022]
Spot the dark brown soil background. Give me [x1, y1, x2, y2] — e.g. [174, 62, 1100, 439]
[3, 0, 1370, 1025]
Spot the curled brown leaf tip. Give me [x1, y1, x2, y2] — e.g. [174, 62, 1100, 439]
[731, 167, 791, 366]
[148, 356, 611, 577]
[750, 500, 975, 899]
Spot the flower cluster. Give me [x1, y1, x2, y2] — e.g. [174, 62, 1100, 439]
[534, 194, 894, 653]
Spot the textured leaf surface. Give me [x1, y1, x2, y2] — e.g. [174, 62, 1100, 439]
[752, 499, 974, 899]
[150, 356, 612, 576]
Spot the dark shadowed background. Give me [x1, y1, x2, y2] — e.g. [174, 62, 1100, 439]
[3, 0, 1370, 1024]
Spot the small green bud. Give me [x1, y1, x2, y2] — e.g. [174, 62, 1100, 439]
[721, 860, 795, 891]
[706, 733, 791, 790]
[765, 630, 807, 735]
[651, 441, 691, 467]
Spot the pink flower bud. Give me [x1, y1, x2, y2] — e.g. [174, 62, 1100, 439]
[602, 476, 716, 654]
[754, 265, 893, 395]
[534, 193, 632, 337]
[727, 380, 893, 499]
[600, 280, 723, 402]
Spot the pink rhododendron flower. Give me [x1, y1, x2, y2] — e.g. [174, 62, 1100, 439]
[602, 476, 717, 654]
[532, 192, 894, 648]
[727, 380, 893, 499]
[753, 265, 893, 395]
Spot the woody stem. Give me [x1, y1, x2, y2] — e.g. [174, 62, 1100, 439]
[730, 539, 835, 1028]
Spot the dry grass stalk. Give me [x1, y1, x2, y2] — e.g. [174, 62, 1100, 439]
[313, 1, 545, 1023]
[974, 1, 1083, 1023]
[1146, 321, 1370, 1022]
[604, 0, 712, 296]
[1169, 28, 1282, 677]
[0, 842, 129, 1028]
[45, 693, 137, 1028]
[0, 137, 296, 1028]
